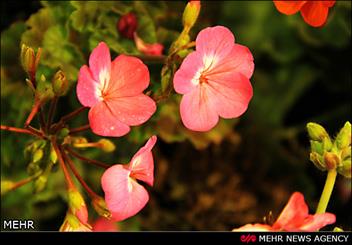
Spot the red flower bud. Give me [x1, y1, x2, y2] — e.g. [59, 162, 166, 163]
[117, 12, 138, 39]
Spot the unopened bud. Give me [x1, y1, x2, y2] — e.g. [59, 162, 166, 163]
[340, 146, 351, 161]
[92, 196, 112, 219]
[60, 212, 92, 232]
[20, 44, 35, 74]
[307, 122, 329, 141]
[72, 137, 88, 146]
[98, 139, 116, 152]
[335, 121, 351, 150]
[310, 140, 324, 155]
[32, 148, 44, 163]
[50, 147, 58, 164]
[333, 227, 344, 232]
[117, 12, 138, 39]
[1, 180, 15, 196]
[310, 152, 326, 171]
[52, 70, 69, 96]
[323, 152, 340, 170]
[182, 1, 201, 30]
[33, 175, 48, 193]
[337, 158, 351, 178]
[68, 188, 88, 224]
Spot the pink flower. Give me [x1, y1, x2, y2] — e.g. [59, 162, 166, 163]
[134, 33, 164, 56]
[173, 26, 254, 132]
[77, 42, 156, 137]
[101, 136, 157, 221]
[233, 192, 336, 231]
[92, 217, 119, 232]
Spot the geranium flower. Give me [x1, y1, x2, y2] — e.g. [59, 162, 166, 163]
[233, 192, 336, 231]
[77, 42, 156, 137]
[92, 217, 119, 232]
[173, 26, 254, 132]
[101, 136, 157, 221]
[273, 1, 336, 27]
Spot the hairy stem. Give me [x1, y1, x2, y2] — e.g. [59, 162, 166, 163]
[1, 125, 45, 139]
[46, 96, 58, 133]
[69, 124, 90, 135]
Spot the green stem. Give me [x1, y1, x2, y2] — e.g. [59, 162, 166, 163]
[316, 169, 337, 214]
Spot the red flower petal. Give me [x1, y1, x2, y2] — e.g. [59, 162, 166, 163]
[206, 72, 253, 119]
[300, 1, 329, 27]
[207, 44, 254, 79]
[105, 94, 156, 126]
[89, 42, 111, 83]
[298, 213, 336, 231]
[322, 1, 335, 8]
[129, 136, 157, 186]
[273, 1, 306, 15]
[92, 217, 119, 232]
[108, 55, 150, 97]
[101, 165, 149, 222]
[180, 85, 219, 132]
[173, 51, 204, 94]
[196, 26, 235, 64]
[88, 102, 130, 137]
[77, 65, 101, 107]
[272, 192, 309, 230]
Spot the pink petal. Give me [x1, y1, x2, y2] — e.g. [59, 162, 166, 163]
[300, 1, 329, 27]
[108, 55, 150, 97]
[173, 51, 204, 94]
[129, 136, 157, 186]
[76, 65, 101, 107]
[180, 86, 219, 132]
[298, 213, 336, 231]
[88, 102, 130, 137]
[104, 94, 156, 126]
[206, 72, 253, 119]
[232, 223, 273, 231]
[92, 218, 119, 232]
[273, 1, 306, 15]
[89, 42, 111, 83]
[196, 26, 235, 63]
[272, 192, 309, 230]
[206, 44, 254, 79]
[101, 165, 149, 222]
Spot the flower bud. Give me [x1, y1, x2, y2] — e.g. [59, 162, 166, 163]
[307, 122, 329, 141]
[20, 44, 35, 74]
[1, 180, 15, 196]
[182, 1, 201, 30]
[310, 140, 324, 155]
[50, 146, 58, 164]
[98, 139, 116, 153]
[60, 212, 92, 232]
[68, 188, 89, 225]
[134, 33, 164, 56]
[33, 175, 48, 193]
[323, 152, 340, 170]
[32, 148, 44, 163]
[337, 158, 351, 178]
[52, 70, 69, 96]
[340, 146, 351, 161]
[92, 196, 112, 219]
[335, 121, 351, 150]
[117, 12, 138, 39]
[333, 227, 344, 232]
[309, 152, 326, 171]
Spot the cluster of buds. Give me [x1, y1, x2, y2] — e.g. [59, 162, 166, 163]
[307, 122, 351, 178]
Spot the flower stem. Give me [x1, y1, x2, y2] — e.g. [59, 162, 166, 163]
[0, 125, 45, 139]
[51, 106, 87, 133]
[51, 136, 75, 189]
[24, 99, 42, 127]
[6, 171, 43, 193]
[65, 147, 110, 169]
[62, 151, 100, 199]
[69, 124, 90, 135]
[316, 169, 337, 214]
[46, 96, 58, 133]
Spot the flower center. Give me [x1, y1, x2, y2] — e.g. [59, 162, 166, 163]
[199, 74, 208, 85]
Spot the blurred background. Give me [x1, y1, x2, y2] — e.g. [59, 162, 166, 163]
[1, 1, 351, 231]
